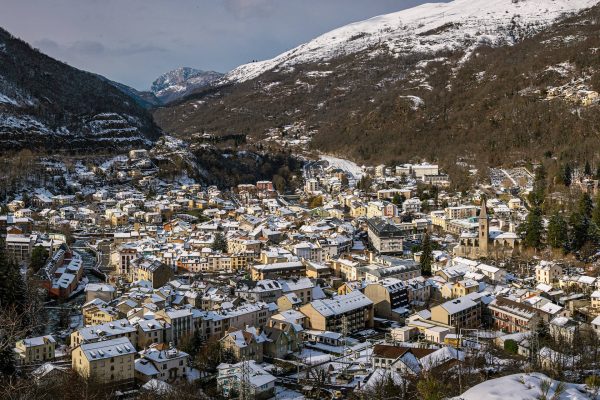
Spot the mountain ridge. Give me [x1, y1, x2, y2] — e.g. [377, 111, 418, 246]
[0, 27, 161, 152]
[153, 0, 600, 177]
[222, 0, 598, 84]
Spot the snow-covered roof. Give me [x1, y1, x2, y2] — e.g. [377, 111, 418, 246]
[308, 290, 373, 317]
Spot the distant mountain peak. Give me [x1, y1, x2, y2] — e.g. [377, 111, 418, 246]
[150, 67, 223, 103]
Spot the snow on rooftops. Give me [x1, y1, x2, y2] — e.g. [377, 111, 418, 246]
[279, 277, 313, 292]
[420, 346, 464, 371]
[309, 290, 373, 317]
[252, 261, 303, 270]
[19, 335, 56, 347]
[439, 296, 478, 314]
[77, 319, 136, 341]
[85, 283, 115, 292]
[80, 337, 135, 361]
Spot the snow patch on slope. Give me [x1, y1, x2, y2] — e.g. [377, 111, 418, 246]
[225, 0, 598, 83]
[0, 93, 18, 106]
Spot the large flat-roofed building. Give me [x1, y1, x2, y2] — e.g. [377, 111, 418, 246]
[363, 259, 421, 283]
[445, 206, 478, 220]
[300, 291, 374, 333]
[250, 261, 305, 280]
[71, 337, 136, 388]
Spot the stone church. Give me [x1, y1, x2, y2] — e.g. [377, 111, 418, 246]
[453, 197, 520, 259]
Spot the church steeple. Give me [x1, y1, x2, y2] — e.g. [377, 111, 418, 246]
[479, 195, 489, 256]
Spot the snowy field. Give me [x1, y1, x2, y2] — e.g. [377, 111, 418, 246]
[320, 155, 365, 181]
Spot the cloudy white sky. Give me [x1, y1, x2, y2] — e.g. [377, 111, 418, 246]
[0, 0, 435, 90]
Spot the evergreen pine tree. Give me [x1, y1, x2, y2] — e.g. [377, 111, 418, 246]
[585, 161, 592, 176]
[593, 194, 600, 228]
[392, 194, 404, 206]
[520, 207, 544, 249]
[528, 164, 547, 207]
[29, 246, 48, 274]
[547, 212, 568, 250]
[420, 233, 433, 276]
[211, 232, 228, 253]
[563, 163, 572, 187]
[569, 210, 590, 252]
[0, 244, 26, 309]
[0, 244, 26, 378]
[578, 193, 593, 219]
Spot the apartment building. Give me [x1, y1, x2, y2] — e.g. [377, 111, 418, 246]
[71, 337, 136, 387]
[155, 308, 193, 346]
[300, 291, 374, 333]
[71, 319, 137, 348]
[250, 261, 305, 280]
[431, 295, 482, 329]
[367, 218, 405, 254]
[5, 233, 35, 263]
[364, 278, 409, 320]
[129, 257, 173, 289]
[14, 335, 56, 366]
[488, 296, 538, 333]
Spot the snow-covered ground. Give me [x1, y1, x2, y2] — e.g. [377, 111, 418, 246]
[454, 373, 595, 400]
[275, 387, 305, 400]
[298, 348, 332, 365]
[320, 155, 365, 182]
[224, 0, 597, 83]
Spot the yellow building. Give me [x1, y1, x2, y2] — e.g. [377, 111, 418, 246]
[72, 337, 136, 388]
[431, 296, 481, 329]
[14, 335, 56, 366]
[111, 212, 129, 227]
[82, 299, 119, 326]
[535, 262, 562, 286]
[452, 279, 479, 298]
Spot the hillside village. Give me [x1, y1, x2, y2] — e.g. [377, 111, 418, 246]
[2, 148, 600, 399]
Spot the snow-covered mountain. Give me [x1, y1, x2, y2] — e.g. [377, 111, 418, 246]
[154, 0, 600, 169]
[151, 67, 223, 103]
[225, 0, 598, 83]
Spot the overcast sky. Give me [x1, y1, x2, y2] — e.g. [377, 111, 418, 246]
[0, 0, 435, 90]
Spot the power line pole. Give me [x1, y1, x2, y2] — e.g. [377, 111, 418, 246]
[342, 314, 349, 374]
[239, 356, 253, 400]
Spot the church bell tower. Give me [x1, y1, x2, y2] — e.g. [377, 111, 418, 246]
[479, 196, 489, 257]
